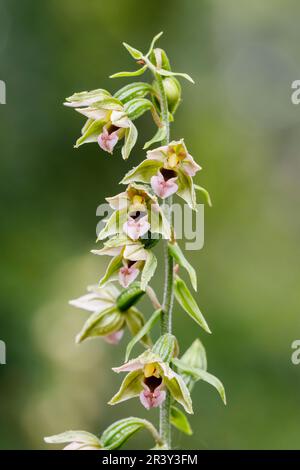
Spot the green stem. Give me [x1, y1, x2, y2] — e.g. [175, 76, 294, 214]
[155, 72, 174, 449]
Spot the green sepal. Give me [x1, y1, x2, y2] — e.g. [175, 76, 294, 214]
[114, 82, 153, 104]
[125, 308, 152, 348]
[152, 333, 179, 363]
[194, 184, 212, 207]
[143, 125, 167, 149]
[141, 250, 157, 291]
[110, 65, 148, 79]
[76, 307, 124, 343]
[122, 42, 143, 60]
[124, 98, 154, 121]
[121, 121, 138, 160]
[99, 254, 123, 287]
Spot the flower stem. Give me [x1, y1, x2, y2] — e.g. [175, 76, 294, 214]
[155, 72, 174, 449]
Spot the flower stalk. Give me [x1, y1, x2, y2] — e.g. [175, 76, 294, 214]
[45, 32, 226, 452]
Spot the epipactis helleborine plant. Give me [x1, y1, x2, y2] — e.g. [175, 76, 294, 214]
[45, 32, 226, 451]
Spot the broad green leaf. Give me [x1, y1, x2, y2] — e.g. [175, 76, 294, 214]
[124, 98, 153, 121]
[143, 126, 167, 149]
[125, 309, 162, 361]
[100, 418, 162, 450]
[157, 69, 195, 84]
[194, 184, 212, 207]
[110, 65, 148, 79]
[108, 370, 143, 405]
[121, 159, 162, 185]
[122, 42, 143, 60]
[152, 333, 178, 363]
[146, 31, 164, 57]
[121, 121, 138, 160]
[76, 307, 124, 343]
[44, 430, 101, 447]
[141, 251, 157, 290]
[114, 82, 153, 103]
[170, 406, 193, 436]
[172, 359, 226, 405]
[99, 254, 123, 287]
[126, 308, 151, 347]
[168, 242, 197, 291]
[174, 276, 211, 333]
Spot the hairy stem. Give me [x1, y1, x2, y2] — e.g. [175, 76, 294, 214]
[155, 72, 174, 449]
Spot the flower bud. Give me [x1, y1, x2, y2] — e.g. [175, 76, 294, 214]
[116, 282, 145, 312]
[162, 77, 181, 114]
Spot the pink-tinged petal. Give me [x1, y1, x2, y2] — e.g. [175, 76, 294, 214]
[111, 110, 131, 128]
[112, 359, 143, 373]
[151, 172, 178, 199]
[123, 215, 150, 241]
[182, 154, 201, 176]
[139, 384, 166, 409]
[106, 192, 129, 210]
[123, 244, 148, 261]
[119, 264, 140, 288]
[146, 145, 168, 162]
[98, 128, 119, 154]
[69, 293, 109, 312]
[63, 442, 98, 450]
[104, 329, 124, 345]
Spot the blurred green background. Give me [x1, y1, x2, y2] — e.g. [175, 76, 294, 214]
[1, 0, 300, 450]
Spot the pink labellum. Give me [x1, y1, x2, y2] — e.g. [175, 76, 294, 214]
[103, 329, 124, 345]
[119, 264, 140, 288]
[151, 172, 178, 199]
[139, 381, 166, 409]
[123, 215, 150, 240]
[98, 127, 119, 154]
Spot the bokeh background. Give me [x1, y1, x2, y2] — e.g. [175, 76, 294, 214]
[0, 0, 300, 450]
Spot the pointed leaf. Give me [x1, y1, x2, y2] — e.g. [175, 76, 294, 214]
[174, 276, 211, 333]
[143, 126, 167, 150]
[146, 31, 164, 57]
[170, 406, 193, 436]
[157, 69, 195, 84]
[125, 309, 162, 361]
[110, 65, 148, 79]
[168, 242, 197, 291]
[172, 359, 226, 405]
[194, 184, 212, 207]
[122, 42, 143, 60]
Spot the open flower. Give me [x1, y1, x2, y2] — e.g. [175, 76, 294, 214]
[44, 431, 102, 450]
[92, 234, 157, 291]
[64, 90, 137, 159]
[121, 140, 201, 209]
[108, 349, 193, 413]
[98, 183, 171, 242]
[70, 283, 150, 346]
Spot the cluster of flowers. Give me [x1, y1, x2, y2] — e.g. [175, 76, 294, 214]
[45, 33, 225, 451]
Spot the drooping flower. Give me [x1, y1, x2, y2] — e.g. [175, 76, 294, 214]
[98, 182, 171, 241]
[121, 140, 201, 209]
[70, 283, 150, 346]
[108, 349, 193, 414]
[92, 234, 157, 291]
[64, 90, 137, 159]
[44, 431, 102, 450]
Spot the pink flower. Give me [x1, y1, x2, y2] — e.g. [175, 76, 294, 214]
[98, 127, 119, 154]
[150, 171, 178, 199]
[119, 263, 140, 288]
[123, 215, 150, 240]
